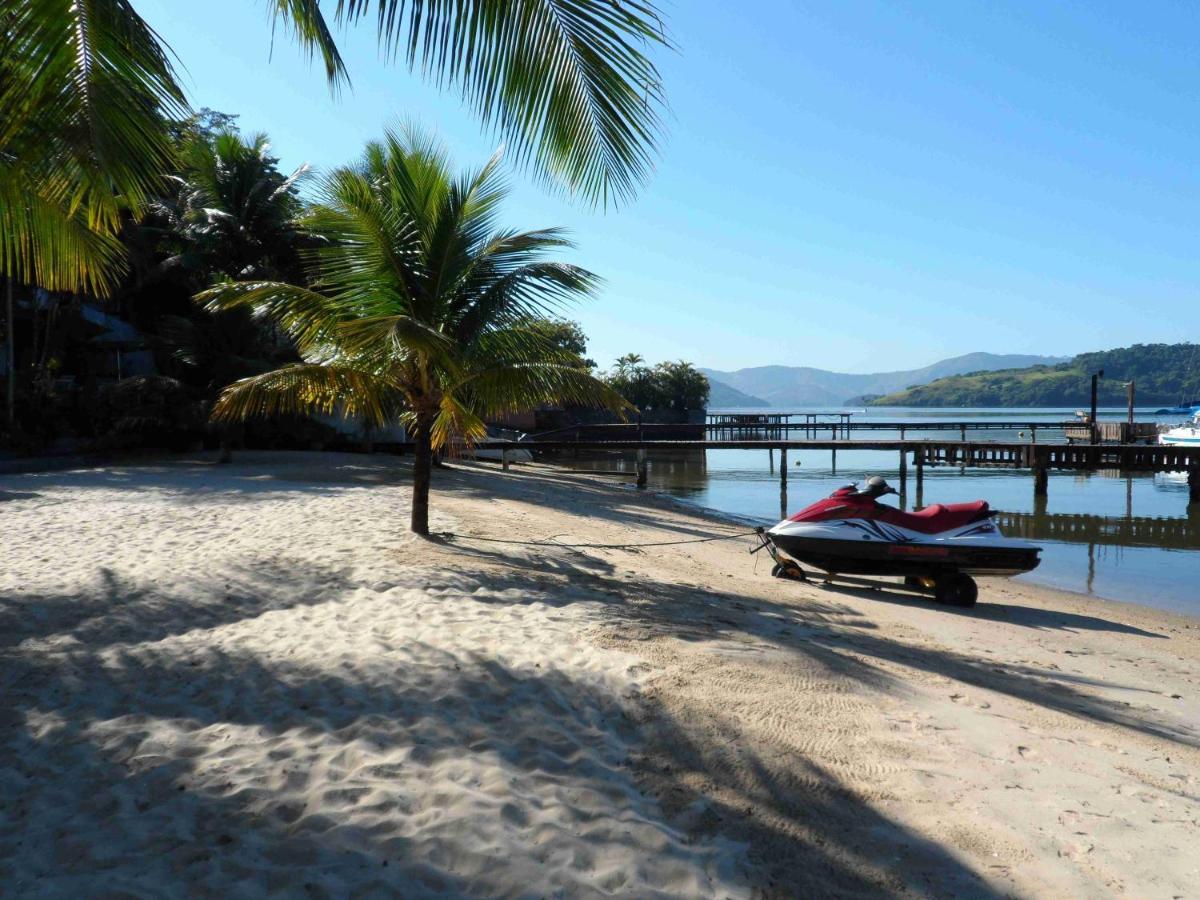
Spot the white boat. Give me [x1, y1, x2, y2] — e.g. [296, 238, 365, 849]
[1159, 412, 1200, 446]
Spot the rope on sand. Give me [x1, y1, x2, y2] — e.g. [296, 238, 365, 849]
[442, 530, 760, 550]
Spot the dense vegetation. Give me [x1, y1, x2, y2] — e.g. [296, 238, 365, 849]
[603, 354, 710, 413]
[868, 343, 1200, 407]
[1, 1, 676, 531]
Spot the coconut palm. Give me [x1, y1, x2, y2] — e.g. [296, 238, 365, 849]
[198, 128, 629, 534]
[1, 0, 667, 423]
[154, 130, 312, 283]
[3, 0, 668, 293]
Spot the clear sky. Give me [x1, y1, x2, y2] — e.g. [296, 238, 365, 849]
[136, 0, 1200, 374]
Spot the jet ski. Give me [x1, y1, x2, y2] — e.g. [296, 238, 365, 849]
[755, 477, 1041, 607]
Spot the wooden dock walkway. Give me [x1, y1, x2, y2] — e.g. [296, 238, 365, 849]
[469, 436, 1200, 516]
[704, 414, 1160, 443]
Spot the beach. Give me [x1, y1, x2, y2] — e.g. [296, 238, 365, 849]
[2, 451, 1197, 897]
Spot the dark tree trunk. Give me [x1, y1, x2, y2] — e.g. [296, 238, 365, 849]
[410, 413, 434, 535]
[5, 278, 14, 426]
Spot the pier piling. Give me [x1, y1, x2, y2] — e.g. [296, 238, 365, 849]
[780, 448, 788, 519]
[636, 449, 647, 488]
[898, 449, 908, 496]
[1189, 466, 1200, 504]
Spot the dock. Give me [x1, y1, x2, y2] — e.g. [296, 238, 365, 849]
[465, 435, 1200, 518]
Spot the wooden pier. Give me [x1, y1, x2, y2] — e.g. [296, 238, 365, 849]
[473, 436, 1200, 518]
[705, 414, 1162, 444]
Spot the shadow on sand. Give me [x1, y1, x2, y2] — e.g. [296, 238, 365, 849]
[2, 455, 1190, 896]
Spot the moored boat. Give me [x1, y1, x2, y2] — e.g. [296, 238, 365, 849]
[1159, 412, 1200, 446]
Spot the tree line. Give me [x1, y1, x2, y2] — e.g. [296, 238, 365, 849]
[868, 344, 1200, 407]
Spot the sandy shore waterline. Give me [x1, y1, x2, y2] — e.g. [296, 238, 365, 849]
[2, 451, 1197, 897]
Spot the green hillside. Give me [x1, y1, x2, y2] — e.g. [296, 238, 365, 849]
[868, 343, 1200, 407]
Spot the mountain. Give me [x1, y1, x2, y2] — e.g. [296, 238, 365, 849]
[868, 343, 1200, 407]
[706, 378, 770, 408]
[702, 353, 1068, 408]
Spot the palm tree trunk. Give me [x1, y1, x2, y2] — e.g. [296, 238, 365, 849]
[410, 412, 434, 535]
[5, 278, 14, 426]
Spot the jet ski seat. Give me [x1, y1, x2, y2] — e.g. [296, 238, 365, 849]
[880, 501, 991, 535]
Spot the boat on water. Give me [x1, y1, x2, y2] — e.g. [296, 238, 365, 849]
[1154, 402, 1200, 415]
[755, 477, 1041, 608]
[1159, 411, 1200, 446]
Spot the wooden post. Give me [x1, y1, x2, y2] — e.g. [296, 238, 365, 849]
[1127, 380, 1135, 427]
[1031, 424, 1038, 444]
[831, 447, 837, 474]
[1189, 466, 1200, 505]
[960, 425, 966, 442]
[898, 448, 908, 496]
[769, 447, 774, 473]
[779, 448, 788, 519]
[502, 449, 510, 471]
[636, 448, 647, 488]
[1034, 446, 1049, 497]
[915, 446, 925, 500]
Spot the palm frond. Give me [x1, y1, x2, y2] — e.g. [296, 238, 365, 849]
[1, 0, 187, 291]
[277, 1, 669, 205]
[430, 392, 488, 451]
[336, 313, 454, 360]
[212, 362, 405, 428]
[266, 0, 349, 88]
[2, 0, 187, 227]
[452, 257, 599, 343]
[0, 168, 125, 294]
[457, 360, 631, 421]
[198, 280, 353, 356]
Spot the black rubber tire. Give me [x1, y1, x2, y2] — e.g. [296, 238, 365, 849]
[934, 574, 978, 608]
[772, 562, 805, 581]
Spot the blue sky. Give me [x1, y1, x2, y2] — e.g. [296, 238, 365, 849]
[136, 0, 1200, 373]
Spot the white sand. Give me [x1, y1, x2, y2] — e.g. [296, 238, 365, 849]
[2, 451, 1198, 897]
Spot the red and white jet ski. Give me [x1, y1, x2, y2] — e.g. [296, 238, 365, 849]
[755, 477, 1041, 607]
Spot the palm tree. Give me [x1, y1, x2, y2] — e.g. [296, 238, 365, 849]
[154, 130, 312, 283]
[198, 128, 629, 534]
[2, 0, 666, 423]
[3, 0, 668, 292]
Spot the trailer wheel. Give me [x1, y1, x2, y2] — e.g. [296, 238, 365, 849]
[934, 574, 978, 608]
[772, 562, 804, 581]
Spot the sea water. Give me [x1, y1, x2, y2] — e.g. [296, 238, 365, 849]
[561, 408, 1200, 616]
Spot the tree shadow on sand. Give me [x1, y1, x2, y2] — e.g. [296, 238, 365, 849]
[0, 560, 357, 652]
[0, 556, 992, 898]
[819, 581, 1166, 638]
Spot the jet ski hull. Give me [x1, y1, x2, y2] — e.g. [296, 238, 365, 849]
[766, 533, 1040, 577]
[766, 519, 1041, 578]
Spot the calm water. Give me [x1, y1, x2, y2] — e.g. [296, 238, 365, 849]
[562, 407, 1200, 615]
